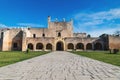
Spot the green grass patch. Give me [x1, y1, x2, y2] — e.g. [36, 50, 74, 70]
[71, 51, 120, 66]
[0, 51, 49, 67]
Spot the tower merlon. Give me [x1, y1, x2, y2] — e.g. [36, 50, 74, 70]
[48, 16, 51, 22]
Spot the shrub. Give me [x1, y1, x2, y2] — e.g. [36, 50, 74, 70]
[26, 48, 30, 53]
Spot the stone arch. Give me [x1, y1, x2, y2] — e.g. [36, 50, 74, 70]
[46, 43, 52, 50]
[68, 43, 74, 50]
[76, 43, 84, 50]
[86, 43, 92, 50]
[28, 43, 33, 50]
[56, 41, 64, 51]
[36, 43, 44, 50]
[94, 42, 102, 50]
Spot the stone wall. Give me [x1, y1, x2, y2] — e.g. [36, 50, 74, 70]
[1, 29, 23, 51]
[0, 16, 115, 51]
[73, 33, 87, 37]
[109, 36, 120, 49]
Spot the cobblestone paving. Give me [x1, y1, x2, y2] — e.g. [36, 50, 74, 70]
[0, 51, 120, 80]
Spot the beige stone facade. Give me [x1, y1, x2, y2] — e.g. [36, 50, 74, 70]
[0, 16, 120, 51]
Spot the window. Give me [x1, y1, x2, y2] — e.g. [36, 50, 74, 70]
[13, 43, 18, 48]
[58, 32, 61, 37]
[42, 33, 45, 37]
[33, 34, 36, 38]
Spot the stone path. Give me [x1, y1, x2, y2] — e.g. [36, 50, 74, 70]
[0, 51, 120, 80]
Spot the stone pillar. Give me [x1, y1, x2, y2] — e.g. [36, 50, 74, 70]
[43, 44, 46, 51]
[53, 44, 56, 51]
[64, 43, 67, 51]
[22, 31, 27, 51]
[74, 44, 76, 51]
[33, 44, 36, 51]
[84, 44, 86, 51]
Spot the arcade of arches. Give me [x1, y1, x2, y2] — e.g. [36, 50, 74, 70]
[27, 42, 103, 51]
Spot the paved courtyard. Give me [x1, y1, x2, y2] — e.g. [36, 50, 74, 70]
[0, 51, 120, 80]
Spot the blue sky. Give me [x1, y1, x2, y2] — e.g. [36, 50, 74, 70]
[0, 0, 120, 36]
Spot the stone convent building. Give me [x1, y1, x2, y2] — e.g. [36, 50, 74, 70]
[0, 16, 120, 51]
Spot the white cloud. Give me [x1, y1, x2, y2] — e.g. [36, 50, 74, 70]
[73, 8, 120, 37]
[18, 23, 45, 28]
[74, 8, 120, 21]
[87, 26, 120, 37]
[0, 23, 23, 28]
[0, 24, 8, 28]
[0, 23, 46, 29]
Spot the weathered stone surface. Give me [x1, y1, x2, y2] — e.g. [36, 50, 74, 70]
[0, 51, 120, 80]
[1, 17, 120, 51]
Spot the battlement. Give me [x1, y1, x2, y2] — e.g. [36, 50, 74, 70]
[48, 16, 73, 23]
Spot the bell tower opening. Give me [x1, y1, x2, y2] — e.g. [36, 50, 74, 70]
[58, 32, 61, 37]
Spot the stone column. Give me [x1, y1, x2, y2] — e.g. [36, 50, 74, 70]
[33, 44, 36, 51]
[84, 44, 86, 51]
[43, 44, 46, 51]
[22, 31, 27, 51]
[53, 44, 56, 51]
[74, 44, 76, 51]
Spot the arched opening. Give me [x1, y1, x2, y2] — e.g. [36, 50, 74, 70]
[46, 43, 52, 50]
[68, 43, 74, 50]
[94, 42, 102, 50]
[86, 43, 92, 50]
[56, 41, 64, 51]
[76, 43, 84, 50]
[36, 43, 43, 50]
[28, 43, 33, 50]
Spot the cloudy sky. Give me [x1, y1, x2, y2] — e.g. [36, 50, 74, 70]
[0, 0, 120, 37]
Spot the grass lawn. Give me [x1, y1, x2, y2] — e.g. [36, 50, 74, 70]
[0, 51, 49, 67]
[71, 51, 120, 66]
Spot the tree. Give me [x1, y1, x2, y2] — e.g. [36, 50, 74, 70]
[114, 31, 120, 36]
[87, 34, 91, 38]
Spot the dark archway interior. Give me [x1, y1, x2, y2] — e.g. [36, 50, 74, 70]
[36, 43, 43, 49]
[46, 43, 52, 50]
[76, 43, 84, 50]
[28, 43, 33, 50]
[56, 42, 64, 51]
[86, 43, 92, 50]
[68, 43, 74, 49]
[94, 43, 102, 50]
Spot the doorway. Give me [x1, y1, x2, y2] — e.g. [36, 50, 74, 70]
[56, 41, 64, 51]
